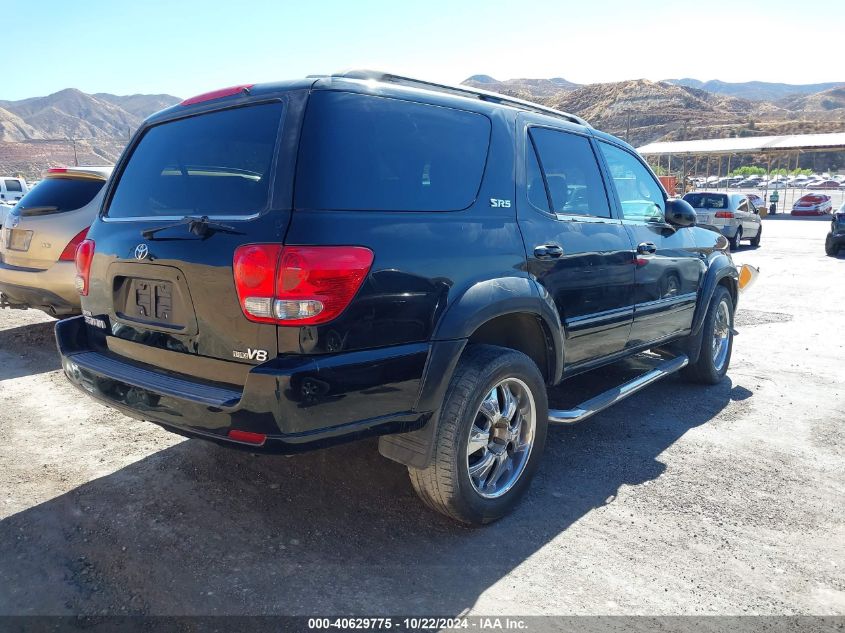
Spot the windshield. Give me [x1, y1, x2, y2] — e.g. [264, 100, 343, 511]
[106, 102, 284, 219]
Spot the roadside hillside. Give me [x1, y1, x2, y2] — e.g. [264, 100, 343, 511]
[463, 76, 580, 99]
[460, 75, 845, 152]
[664, 78, 845, 101]
[0, 89, 180, 178]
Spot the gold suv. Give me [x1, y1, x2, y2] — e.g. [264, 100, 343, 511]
[0, 166, 112, 317]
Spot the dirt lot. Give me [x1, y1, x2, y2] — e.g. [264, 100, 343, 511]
[0, 216, 842, 616]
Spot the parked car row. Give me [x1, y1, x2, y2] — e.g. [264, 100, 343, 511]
[691, 174, 845, 190]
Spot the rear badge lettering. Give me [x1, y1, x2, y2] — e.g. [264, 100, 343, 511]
[82, 310, 106, 330]
[490, 198, 512, 208]
[233, 348, 268, 362]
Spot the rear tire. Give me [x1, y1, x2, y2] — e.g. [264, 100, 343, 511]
[408, 345, 548, 525]
[682, 286, 734, 385]
[729, 227, 742, 251]
[750, 226, 761, 247]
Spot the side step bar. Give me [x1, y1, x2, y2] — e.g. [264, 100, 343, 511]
[549, 354, 689, 425]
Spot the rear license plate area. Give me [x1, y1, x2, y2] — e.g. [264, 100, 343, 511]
[119, 278, 180, 327]
[6, 229, 33, 252]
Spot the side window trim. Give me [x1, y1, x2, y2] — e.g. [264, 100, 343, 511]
[527, 129, 554, 213]
[526, 124, 615, 221]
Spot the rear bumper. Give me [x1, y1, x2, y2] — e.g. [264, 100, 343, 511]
[698, 223, 738, 239]
[0, 260, 79, 315]
[56, 316, 433, 453]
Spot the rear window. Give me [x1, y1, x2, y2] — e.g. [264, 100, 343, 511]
[15, 177, 104, 214]
[4, 179, 22, 192]
[295, 91, 491, 212]
[107, 102, 283, 219]
[683, 193, 729, 209]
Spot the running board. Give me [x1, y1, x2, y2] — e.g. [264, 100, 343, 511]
[548, 354, 689, 425]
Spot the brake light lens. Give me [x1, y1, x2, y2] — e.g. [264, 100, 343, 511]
[180, 84, 254, 106]
[233, 245, 373, 326]
[74, 239, 95, 295]
[715, 211, 734, 218]
[59, 227, 89, 262]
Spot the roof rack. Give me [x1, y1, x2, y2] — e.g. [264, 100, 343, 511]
[331, 69, 590, 128]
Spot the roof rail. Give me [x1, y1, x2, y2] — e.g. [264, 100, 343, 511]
[331, 69, 590, 128]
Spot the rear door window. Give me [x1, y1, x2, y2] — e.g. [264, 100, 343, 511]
[4, 179, 22, 192]
[106, 102, 284, 219]
[15, 178, 105, 214]
[527, 127, 610, 217]
[295, 91, 491, 212]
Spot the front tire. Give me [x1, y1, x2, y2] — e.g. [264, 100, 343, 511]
[750, 225, 762, 247]
[826, 235, 838, 257]
[682, 286, 734, 385]
[408, 345, 548, 525]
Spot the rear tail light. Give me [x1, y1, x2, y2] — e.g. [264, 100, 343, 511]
[233, 245, 373, 326]
[74, 239, 95, 295]
[181, 84, 254, 106]
[715, 211, 734, 219]
[59, 227, 89, 262]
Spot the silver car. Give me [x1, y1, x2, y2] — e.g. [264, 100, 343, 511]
[0, 166, 113, 317]
[682, 191, 763, 250]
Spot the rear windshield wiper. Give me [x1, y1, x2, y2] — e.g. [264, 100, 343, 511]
[18, 205, 60, 217]
[141, 215, 241, 240]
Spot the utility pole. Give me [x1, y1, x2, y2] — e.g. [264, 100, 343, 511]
[70, 138, 79, 166]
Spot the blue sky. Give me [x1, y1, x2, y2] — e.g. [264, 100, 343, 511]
[9, 0, 845, 100]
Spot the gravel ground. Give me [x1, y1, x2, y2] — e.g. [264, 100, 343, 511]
[0, 216, 842, 616]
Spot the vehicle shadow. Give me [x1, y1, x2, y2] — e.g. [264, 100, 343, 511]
[0, 321, 60, 380]
[0, 367, 747, 615]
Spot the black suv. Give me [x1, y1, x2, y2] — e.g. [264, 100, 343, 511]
[56, 71, 739, 524]
[826, 207, 845, 256]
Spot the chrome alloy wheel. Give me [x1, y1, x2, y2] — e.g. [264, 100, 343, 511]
[712, 299, 732, 372]
[466, 378, 537, 499]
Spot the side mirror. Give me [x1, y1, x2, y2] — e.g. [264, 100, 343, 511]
[665, 198, 697, 227]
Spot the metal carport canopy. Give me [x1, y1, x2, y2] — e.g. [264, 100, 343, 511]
[637, 132, 845, 156]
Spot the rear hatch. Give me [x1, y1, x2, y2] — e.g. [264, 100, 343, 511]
[1, 169, 109, 269]
[82, 97, 292, 372]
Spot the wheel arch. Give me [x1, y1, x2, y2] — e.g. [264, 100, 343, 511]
[379, 277, 563, 469]
[433, 276, 564, 385]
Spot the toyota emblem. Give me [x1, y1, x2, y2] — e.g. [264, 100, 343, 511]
[134, 244, 149, 260]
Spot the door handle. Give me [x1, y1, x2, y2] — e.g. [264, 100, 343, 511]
[534, 244, 563, 259]
[637, 242, 657, 255]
